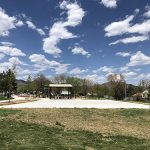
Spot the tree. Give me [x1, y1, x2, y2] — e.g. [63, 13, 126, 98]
[81, 79, 93, 97]
[51, 74, 67, 84]
[126, 84, 138, 97]
[34, 74, 50, 97]
[5, 69, 17, 101]
[66, 77, 82, 97]
[107, 74, 125, 100]
[148, 85, 150, 101]
[25, 75, 36, 93]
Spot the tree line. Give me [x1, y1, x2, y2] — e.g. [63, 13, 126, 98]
[0, 68, 149, 101]
[18, 74, 149, 100]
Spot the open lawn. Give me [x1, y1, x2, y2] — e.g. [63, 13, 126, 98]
[0, 96, 12, 101]
[0, 108, 150, 149]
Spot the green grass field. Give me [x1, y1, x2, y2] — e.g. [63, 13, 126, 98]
[0, 96, 9, 100]
[0, 109, 150, 149]
[0, 96, 13, 101]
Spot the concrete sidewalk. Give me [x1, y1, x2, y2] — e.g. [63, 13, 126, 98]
[0, 99, 149, 109]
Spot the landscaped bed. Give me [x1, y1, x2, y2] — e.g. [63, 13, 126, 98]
[0, 108, 150, 149]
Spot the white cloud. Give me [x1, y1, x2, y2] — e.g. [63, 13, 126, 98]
[0, 62, 11, 73]
[9, 57, 26, 65]
[128, 19, 150, 35]
[105, 9, 150, 45]
[144, 5, 150, 18]
[105, 15, 150, 38]
[0, 57, 26, 73]
[17, 69, 33, 80]
[60, 1, 85, 27]
[123, 71, 137, 78]
[15, 20, 24, 27]
[100, 0, 118, 8]
[0, 41, 15, 46]
[0, 7, 16, 36]
[26, 21, 45, 36]
[120, 66, 129, 72]
[43, 1, 85, 57]
[110, 35, 149, 45]
[85, 74, 105, 83]
[93, 66, 117, 73]
[128, 51, 150, 66]
[29, 54, 69, 74]
[69, 67, 88, 75]
[72, 46, 91, 58]
[134, 9, 140, 15]
[0, 53, 5, 60]
[0, 45, 26, 56]
[116, 52, 132, 57]
[0, 7, 23, 36]
[43, 22, 76, 57]
[55, 65, 69, 74]
[104, 15, 134, 37]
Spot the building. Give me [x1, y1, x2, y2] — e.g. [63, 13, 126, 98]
[49, 84, 73, 99]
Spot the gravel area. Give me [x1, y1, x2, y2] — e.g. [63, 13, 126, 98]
[0, 98, 149, 109]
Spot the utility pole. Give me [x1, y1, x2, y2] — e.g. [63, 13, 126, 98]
[124, 78, 127, 100]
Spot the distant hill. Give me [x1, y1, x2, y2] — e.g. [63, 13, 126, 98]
[16, 79, 27, 86]
[101, 82, 137, 88]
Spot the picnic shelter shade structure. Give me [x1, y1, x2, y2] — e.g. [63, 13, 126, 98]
[49, 84, 73, 99]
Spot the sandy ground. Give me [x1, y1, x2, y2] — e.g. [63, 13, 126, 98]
[0, 98, 149, 109]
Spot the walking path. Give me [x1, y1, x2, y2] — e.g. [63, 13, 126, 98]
[0, 98, 149, 109]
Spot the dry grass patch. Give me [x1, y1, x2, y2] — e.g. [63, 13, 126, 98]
[4, 108, 150, 139]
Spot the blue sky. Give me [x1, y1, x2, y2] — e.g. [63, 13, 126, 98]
[0, 0, 150, 84]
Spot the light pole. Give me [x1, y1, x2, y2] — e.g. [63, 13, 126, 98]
[124, 79, 127, 100]
[124, 80, 127, 100]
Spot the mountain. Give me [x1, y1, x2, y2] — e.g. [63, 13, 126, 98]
[16, 79, 27, 86]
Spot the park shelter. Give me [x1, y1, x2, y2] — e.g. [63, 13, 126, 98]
[49, 84, 73, 99]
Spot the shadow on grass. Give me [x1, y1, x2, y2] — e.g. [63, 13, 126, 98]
[0, 120, 149, 150]
[119, 109, 150, 117]
[0, 109, 20, 117]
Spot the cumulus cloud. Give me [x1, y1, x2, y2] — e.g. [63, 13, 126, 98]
[144, 5, 150, 18]
[123, 71, 137, 78]
[127, 51, 150, 66]
[15, 20, 24, 27]
[26, 21, 45, 36]
[72, 46, 91, 58]
[128, 19, 150, 35]
[105, 15, 134, 37]
[110, 35, 149, 45]
[105, 8, 150, 45]
[9, 57, 27, 65]
[93, 66, 117, 73]
[0, 45, 26, 57]
[119, 66, 129, 72]
[0, 57, 26, 73]
[69, 67, 88, 75]
[100, 0, 118, 8]
[116, 52, 132, 57]
[85, 74, 105, 83]
[43, 1, 85, 57]
[0, 7, 16, 36]
[0, 53, 5, 60]
[29, 54, 69, 74]
[0, 7, 23, 36]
